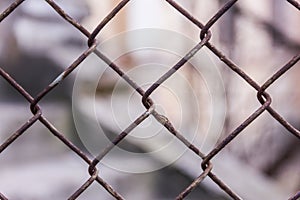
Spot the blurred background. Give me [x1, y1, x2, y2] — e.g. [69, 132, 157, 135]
[0, 0, 299, 199]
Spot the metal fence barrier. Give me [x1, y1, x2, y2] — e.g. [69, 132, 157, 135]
[0, 0, 299, 199]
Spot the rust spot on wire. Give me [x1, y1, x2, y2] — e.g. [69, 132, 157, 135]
[0, 0, 24, 22]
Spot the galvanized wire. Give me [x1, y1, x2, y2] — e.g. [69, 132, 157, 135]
[0, 0, 299, 199]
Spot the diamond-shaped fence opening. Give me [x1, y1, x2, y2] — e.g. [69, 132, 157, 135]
[0, 0, 299, 200]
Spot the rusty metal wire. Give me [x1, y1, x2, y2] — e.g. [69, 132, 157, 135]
[289, 191, 300, 200]
[0, 0, 299, 199]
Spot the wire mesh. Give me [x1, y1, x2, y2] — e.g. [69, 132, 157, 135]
[0, 0, 299, 199]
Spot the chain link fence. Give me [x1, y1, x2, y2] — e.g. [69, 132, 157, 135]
[0, 0, 299, 199]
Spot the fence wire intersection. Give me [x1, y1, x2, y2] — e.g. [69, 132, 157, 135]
[0, 0, 299, 200]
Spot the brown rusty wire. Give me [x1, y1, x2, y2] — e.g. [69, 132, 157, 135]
[289, 191, 300, 200]
[0, 0, 299, 199]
